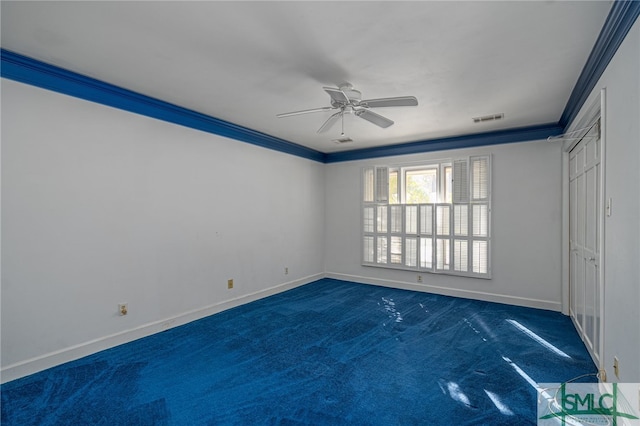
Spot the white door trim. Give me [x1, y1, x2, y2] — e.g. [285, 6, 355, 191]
[561, 88, 606, 373]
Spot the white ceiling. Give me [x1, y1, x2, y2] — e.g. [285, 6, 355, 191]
[1, 1, 613, 154]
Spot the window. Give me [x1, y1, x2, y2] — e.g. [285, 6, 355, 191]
[362, 156, 491, 278]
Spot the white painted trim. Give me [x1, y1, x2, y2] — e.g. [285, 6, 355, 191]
[597, 88, 607, 372]
[1, 268, 567, 384]
[0, 273, 323, 384]
[560, 88, 606, 371]
[325, 272, 562, 312]
[561, 93, 604, 315]
[561, 150, 570, 315]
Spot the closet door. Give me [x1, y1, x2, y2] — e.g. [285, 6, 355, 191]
[569, 122, 602, 366]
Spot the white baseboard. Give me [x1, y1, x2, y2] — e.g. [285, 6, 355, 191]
[1, 273, 323, 384]
[324, 272, 562, 312]
[2, 271, 561, 383]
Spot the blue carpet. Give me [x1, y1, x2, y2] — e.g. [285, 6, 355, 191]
[2, 279, 597, 425]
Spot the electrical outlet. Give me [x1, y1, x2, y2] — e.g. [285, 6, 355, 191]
[118, 303, 128, 316]
[613, 356, 620, 379]
[417, 275, 423, 283]
[285, 267, 289, 275]
[598, 369, 607, 382]
[227, 279, 234, 289]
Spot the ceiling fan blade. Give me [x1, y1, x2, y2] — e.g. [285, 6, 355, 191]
[356, 109, 394, 128]
[323, 87, 350, 104]
[317, 111, 342, 133]
[361, 96, 418, 108]
[277, 107, 334, 118]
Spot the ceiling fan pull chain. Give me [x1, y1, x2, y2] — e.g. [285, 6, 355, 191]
[341, 110, 345, 136]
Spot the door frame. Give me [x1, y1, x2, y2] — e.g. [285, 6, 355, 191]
[561, 88, 606, 373]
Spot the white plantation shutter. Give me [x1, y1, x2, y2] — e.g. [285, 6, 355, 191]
[469, 156, 490, 275]
[472, 204, 489, 237]
[363, 207, 374, 233]
[390, 205, 403, 233]
[436, 205, 450, 236]
[454, 240, 468, 272]
[377, 205, 387, 233]
[436, 238, 450, 270]
[453, 205, 468, 236]
[363, 236, 374, 263]
[375, 167, 389, 202]
[363, 167, 374, 202]
[405, 205, 418, 234]
[453, 160, 469, 203]
[420, 237, 433, 269]
[405, 237, 418, 267]
[377, 236, 388, 263]
[362, 157, 490, 278]
[390, 236, 402, 264]
[436, 205, 451, 271]
[471, 156, 489, 201]
[473, 240, 488, 274]
[420, 205, 433, 235]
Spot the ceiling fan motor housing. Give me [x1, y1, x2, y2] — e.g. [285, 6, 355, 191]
[340, 86, 362, 102]
[330, 85, 362, 108]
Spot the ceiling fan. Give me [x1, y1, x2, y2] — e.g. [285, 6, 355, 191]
[277, 84, 418, 135]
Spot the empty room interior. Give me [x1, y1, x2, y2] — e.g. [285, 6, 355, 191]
[1, 1, 639, 424]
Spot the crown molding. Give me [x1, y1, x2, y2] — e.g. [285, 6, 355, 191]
[2, 0, 637, 163]
[1, 49, 326, 163]
[324, 124, 563, 163]
[560, 0, 640, 129]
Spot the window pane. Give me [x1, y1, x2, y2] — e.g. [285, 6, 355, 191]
[389, 170, 399, 204]
[363, 236, 374, 263]
[405, 168, 438, 203]
[377, 205, 387, 233]
[377, 237, 388, 264]
[391, 236, 402, 264]
[363, 207, 374, 233]
[473, 240, 488, 274]
[420, 237, 433, 269]
[454, 205, 468, 236]
[363, 168, 374, 202]
[405, 238, 417, 267]
[405, 205, 418, 234]
[436, 238, 450, 270]
[436, 205, 450, 235]
[390, 205, 402, 233]
[362, 157, 490, 277]
[420, 205, 433, 235]
[454, 240, 468, 272]
[473, 204, 488, 237]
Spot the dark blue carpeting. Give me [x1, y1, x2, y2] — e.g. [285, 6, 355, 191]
[2, 279, 597, 425]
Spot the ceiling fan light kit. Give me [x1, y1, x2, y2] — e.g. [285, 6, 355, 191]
[277, 83, 418, 136]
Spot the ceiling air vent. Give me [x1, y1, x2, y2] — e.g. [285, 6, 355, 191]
[333, 137, 354, 145]
[472, 113, 504, 123]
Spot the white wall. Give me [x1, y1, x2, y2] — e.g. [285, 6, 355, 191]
[1, 79, 326, 381]
[570, 19, 640, 382]
[2, 19, 638, 386]
[325, 140, 563, 310]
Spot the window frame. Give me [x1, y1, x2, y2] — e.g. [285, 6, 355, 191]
[361, 155, 491, 279]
